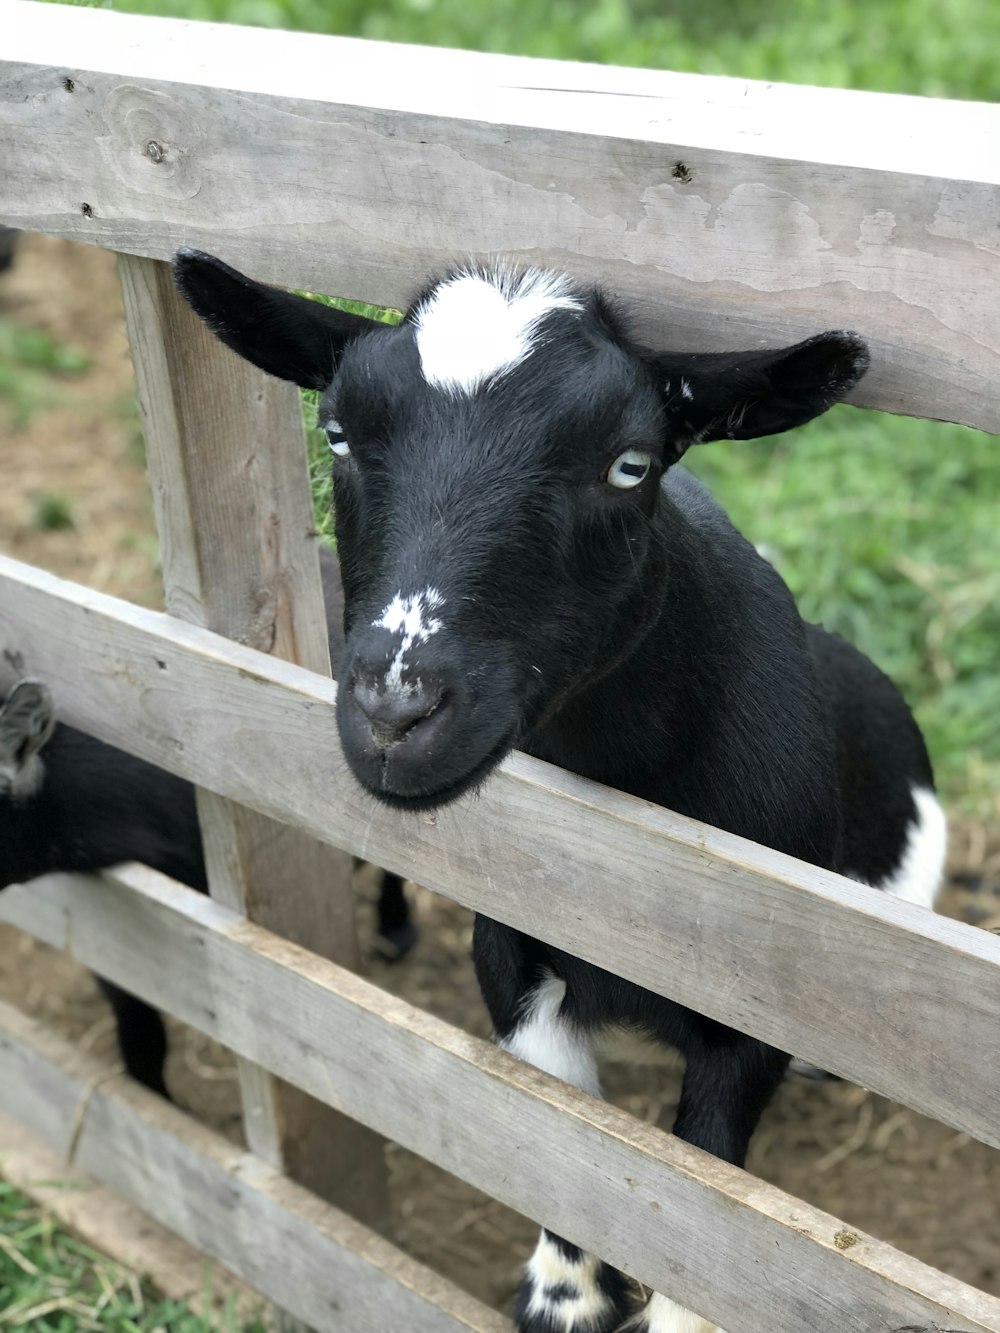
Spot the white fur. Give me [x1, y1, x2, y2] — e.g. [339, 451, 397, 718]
[624, 1292, 726, 1333]
[415, 266, 582, 394]
[523, 1235, 614, 1330]
[874, 786, 947, 910]
[501, 973, 600, 1097]
[372, 587, 445, 697]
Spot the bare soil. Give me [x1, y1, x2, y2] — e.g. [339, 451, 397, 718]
[1, 235, 998, 1316]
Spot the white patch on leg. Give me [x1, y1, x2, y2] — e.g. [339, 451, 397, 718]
[372, 588, 445, 698]
[415, 266, 583, 394]
[875, 786, 947, 910]
[522, 1234, 615, 1331]
[623, 1292, 727, 1333]
[501, 972, 600, 1096]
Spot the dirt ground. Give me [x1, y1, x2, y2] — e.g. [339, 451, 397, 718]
[1, 235, 999, 1315]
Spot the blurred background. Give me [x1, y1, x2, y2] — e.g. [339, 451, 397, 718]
[1, 2, 998, 1328]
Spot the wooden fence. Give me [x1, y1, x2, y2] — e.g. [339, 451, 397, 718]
[1, 3, 999, 1330]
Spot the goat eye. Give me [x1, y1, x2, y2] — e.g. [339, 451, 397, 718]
[325, 421, 351, 458]
[605, 450, 652, 490]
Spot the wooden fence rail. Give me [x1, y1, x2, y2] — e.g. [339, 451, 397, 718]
[0, 997, 505, 1333]
[2, 4, 999, 1330]
[3, 869, 999, 1333]
[2, 555, 1000, 1153]
[3, 0, 1000, 430]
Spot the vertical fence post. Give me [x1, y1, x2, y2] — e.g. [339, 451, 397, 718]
[117, 255, 390, 1299]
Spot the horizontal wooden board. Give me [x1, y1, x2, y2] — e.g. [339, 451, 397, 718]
[0, 1111, 262, 1322]
[2, 1, 1000, 428]
[2, 556, 999, 1153]
[0, 998, 506, 1333]
[2, 870, 998, 1333]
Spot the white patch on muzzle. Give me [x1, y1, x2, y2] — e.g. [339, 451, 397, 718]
[372, 588, 445, 696]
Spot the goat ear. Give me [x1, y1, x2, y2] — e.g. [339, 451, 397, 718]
[172, 250, 382, 390]
[654, 332, 869, 461]
[0, 680, 56, 777]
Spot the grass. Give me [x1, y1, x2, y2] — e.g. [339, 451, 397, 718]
[0, 1181, 265, 1332]
[110, 0, 1000, 102]
[0, 320, 90, 430]
[29, 494, 77, 533]
[685, 411, 1000, 815]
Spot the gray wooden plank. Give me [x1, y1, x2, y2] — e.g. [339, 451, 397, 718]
[116, 251, 389, 1237]
[1, 556, 998, 1150]
[1, 2, 999, 429]
[2, 870, 998, 1333]
[0, 998, 508, 1333]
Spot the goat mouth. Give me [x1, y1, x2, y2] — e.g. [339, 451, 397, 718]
[361, 727, 517, 813]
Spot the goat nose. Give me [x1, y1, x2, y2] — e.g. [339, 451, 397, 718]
[350, 678, 443, 749]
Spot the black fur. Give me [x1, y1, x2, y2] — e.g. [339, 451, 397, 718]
[0, 549, 413, 1095]
[172, 253, 936, 1331]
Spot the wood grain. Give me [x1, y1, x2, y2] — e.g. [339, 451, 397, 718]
[2, 2, 999, 428]
[117, 252, 389, 1240]
[1, 557, 999, 1152]
[0, 998, 507, 1333]
[3, 870, 998, 1333]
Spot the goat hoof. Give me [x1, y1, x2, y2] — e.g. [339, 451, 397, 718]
[374, 920, 418, 962]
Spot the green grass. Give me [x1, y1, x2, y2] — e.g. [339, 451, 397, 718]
[29, 494, 77, 533]
[0, 1181, 265, 1332]
[0, 321, 90, 430]
[685, 410, 1000, 814]
[111, 0, 1000, 102]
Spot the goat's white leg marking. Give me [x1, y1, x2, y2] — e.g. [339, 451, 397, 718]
[504, 976, 623, 1332]
[619, 1292, 727, 1333]
[372, 587, 445, 697]
[501, 973, 601, 1095]
[876, 786, 947, 910]
[521, 1233, 621, 1332]
[415, 265, 583, 393]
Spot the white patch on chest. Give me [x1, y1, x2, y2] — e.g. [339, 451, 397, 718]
[500, 972, 600, 1097]
[372, 588, 445, 696]
[414, 266, 583, 394]
[872, 786, 947, 910]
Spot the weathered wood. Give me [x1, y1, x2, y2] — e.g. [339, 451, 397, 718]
[2, 555, 999, 1150]
[116, 252, 389, 1239]
[2, 1, 1000, 429]
[3, 870, 998, 1333]
[0, 999, 507, 1333]
[0, 1110, 262, 1323]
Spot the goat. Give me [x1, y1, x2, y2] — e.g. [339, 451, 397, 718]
[174, 250, 946, 1333]
[0, 547, 413, 1099]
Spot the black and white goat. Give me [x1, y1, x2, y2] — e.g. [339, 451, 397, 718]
[174, 250, 946, 1333]
[0, 548, 413, 1099]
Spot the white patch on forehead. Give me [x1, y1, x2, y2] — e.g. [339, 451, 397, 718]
[414, 266, 583, 394]
[372, 588, 445, 697]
